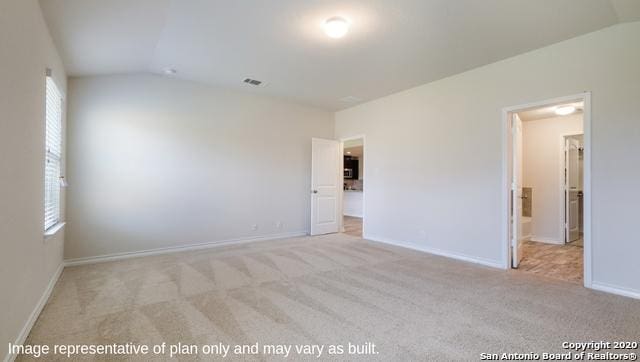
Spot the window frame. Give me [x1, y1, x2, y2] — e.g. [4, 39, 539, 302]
[44, 73, 64, 233]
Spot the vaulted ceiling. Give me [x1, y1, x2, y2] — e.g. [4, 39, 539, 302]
[39, 0, 640, 110]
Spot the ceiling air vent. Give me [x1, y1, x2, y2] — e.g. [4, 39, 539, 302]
[243, 78, 263, 86]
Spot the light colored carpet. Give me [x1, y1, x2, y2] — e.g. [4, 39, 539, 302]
[19, 234, 640, 361]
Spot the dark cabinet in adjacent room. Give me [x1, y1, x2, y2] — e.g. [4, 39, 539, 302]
[344, 156, 359, 179]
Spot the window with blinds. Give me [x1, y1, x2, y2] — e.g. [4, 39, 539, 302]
[45, 75, 63, 231]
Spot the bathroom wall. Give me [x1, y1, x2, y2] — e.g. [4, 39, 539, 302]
[522, 114, 583, 243]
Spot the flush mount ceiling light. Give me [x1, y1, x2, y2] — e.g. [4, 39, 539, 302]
[555, 105, 576, 116]
[163, 68, 177, 76]
[324, 16, 349, 38]
[340, 95, 361, 103]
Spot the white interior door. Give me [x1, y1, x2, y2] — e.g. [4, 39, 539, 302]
[512, 114, 524, 268]
[565, 137, 581, 242]
[310, 138, 341, 235]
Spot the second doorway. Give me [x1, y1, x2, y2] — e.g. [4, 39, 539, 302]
[342, 137, 364, 237]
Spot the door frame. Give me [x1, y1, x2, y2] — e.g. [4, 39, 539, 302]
[340, 134, 366, 237]
[510, 113, 525, 268]
[501, 92, 592, 288]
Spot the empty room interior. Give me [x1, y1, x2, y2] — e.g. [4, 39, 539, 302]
[2, 0, 640, 360]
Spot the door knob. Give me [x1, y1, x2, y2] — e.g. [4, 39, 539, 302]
[312, 190, 318, 194]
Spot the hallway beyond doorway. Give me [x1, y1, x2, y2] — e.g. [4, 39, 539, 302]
[343, 216, 362, 237]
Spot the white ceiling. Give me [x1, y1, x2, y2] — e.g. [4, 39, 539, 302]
[39, 0, 640, 110]
[344, 146, 363, 158]
[344, 138, 364, 148]
[518, 101, 584, 122]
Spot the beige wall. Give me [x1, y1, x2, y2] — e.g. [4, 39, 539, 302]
[335, 21, 640, 295]
[65, 74, 334, 260]
[0, 0, 66, 359]
[522, 114, 583, 243]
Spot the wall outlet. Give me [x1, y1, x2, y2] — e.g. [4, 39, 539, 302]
[419, 229, 427, 240]
[251, 224, 258, 231]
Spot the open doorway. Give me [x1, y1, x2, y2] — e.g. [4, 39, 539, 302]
[341, 136, 364, 237]
[504, 94, 591, 286]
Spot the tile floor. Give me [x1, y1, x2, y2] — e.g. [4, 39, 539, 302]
[517, 238, 583, 283]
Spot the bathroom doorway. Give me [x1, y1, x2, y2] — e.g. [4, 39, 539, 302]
[503, 93, 591, 286]
[341, 136, 365, 237]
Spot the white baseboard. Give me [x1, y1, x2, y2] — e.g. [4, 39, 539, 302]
[64, 231, 308, 267]
[591, 281, 640, 300]
[4, 263, 64, 362]
[343, 213, 363, 218]
[363, 234, 504, 269]
[529, 236, 564, 245]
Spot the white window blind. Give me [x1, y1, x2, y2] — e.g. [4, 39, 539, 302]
[45, 76, 63, 231]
